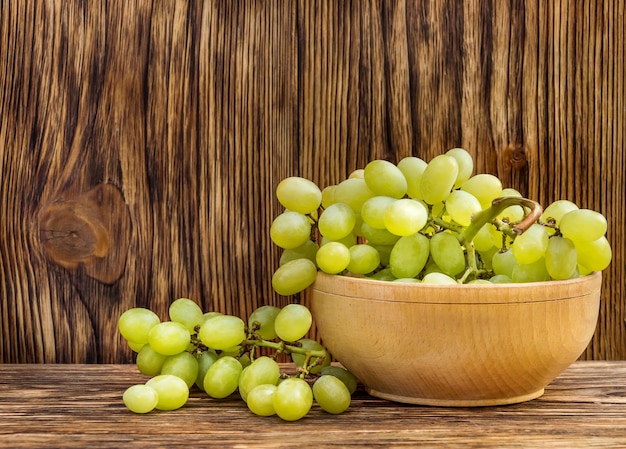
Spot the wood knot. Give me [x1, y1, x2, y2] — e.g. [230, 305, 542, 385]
[502, 144, 527, 169]
[39, 183, 131, 284]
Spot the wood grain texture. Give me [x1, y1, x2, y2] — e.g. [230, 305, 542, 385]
[0, 1, 624, 362]
[1, 362, 626, 448]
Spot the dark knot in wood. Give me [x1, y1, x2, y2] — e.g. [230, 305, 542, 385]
[38, 183, 131, 284]
[502, 143, 527, 169]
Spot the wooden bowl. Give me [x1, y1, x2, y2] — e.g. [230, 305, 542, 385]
[311, 271, 602, 406]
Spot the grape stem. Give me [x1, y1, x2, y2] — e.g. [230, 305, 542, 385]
[244, 339, 327, 360]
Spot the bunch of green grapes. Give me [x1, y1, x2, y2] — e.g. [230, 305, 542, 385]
[118, 299, 356, 420]
[270, 148, 612, 292]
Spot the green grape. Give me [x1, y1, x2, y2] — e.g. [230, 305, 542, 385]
[276, 176, 322, 214]
[489, 274, 512, 283]
[545, 236, 578, 280]
[347, 244, 380, 275]
[397, 156, 427, 199]
[118, 307, 160, 344]
[491, 249, 517, 278]
[512, 257, 550, 283]
[247, 384, 278, 416]
[271, 258, 317, 296]
[361, 196, 396, 229]
[273, 377, 313, 421]
[422, 272, 457, 284]
[123, 384, 159, 414]
[511, 223, 549, 264]
[429, 231, 465, 277]
[367, 267, 396, 281]
[316, 241, 351, 274]
[321, 233, 357, 248]
[279, 240, 319, 266]
[360, 223, 401, 246]
[461, 174, 503, 209]
[541, 199, 579, 226]
[446, 148, 474, 188]
[498, 188, 524, 222]
[195, 349, 219, 390]
[202, 311, 223, 322]
[478, 245, 498, 271]
[574, 236, 612, 272]
[198, 314, 245, 351]
[559, 209, 608, 242]
[363, 159, 408, 199]
[318, 203, 356, 241]
[145, 374, 189, 411]
[270, 211, 312, 249]
[349, 168, 365, 179]
[420, 154, 459, 205]
[394, 277, 421, 283]
[321, 185, 336, 208]
[136, 344, 168, 376]
[332, 178, 375, 213]
[320, 365, 358, 394]
[274, 304, 312, 342]
[148, 321, 191, 356]
[160, 351, 199, 388]
[383, 198, 429, 236]
[168, 298, 204, 333]
[248, 305, 281, 340]
[445, 190, 482, 226]
[313, 375, 351, 414]
[203, 356, 243, 399]
[238, 356, 281, 402]
[370, 244, 393, 267]
[290, 338, 330, 374]
[127, 341, 145, 353]
[468, 279, 492, 284]
[389, 233, 430, 279]
[472, 223, 496, 252]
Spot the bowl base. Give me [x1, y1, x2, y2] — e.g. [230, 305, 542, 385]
[365, 387, 545, 407]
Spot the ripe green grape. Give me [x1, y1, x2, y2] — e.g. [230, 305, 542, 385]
[274, 304, 312, 342]
[511, 257, 550, 283]
[332, 178, 375, 213]
[347, 244, 381, 275]
[429, 232, 465, 277]
[276, 176, 322, 214]
[541, 199, 579, 226]
[195, 349, 219, 390]
[420, 154, 459, 204]
[318, 203, 356, 241]
[290, 338, 330, 374]
[321, 185, 336, 208]
[360, 223, 401, 246]
[271, 258, 317, 296]
[313, 375, 351, 414]
[446, 148, 474, 188]
[574, 236, 612, 272]
[203, 356, 243, 399]
[123, 384, 159, 414]
[145, 374, 189, 411]
[320, 365, 358, 394]
[397, 156, 427, 199]
[422, 272, 457, 284]
[511, 223, 549, 264]
[148, 321, 191, 356]
[248, 305, 281, 340]
[461, 174, 503, 209]
[472, 224, 496, 252]
[361, 196, 396, 229]
[198, 314, 245, 351]
[491, 249, 517, 278]
[559, 209, 608, 242]
[383, 198, 428, 236]
[489, 274, 512, 283]
[363, 159, 408, 199]
[273, 377, 313, 421]
[445, 190, 482, 226]
[118, 308, 160, 344]
[238, 356, 281, 402]
[160, 351, 199, 388]
[247, 384, 278, 416]
[545, 236, 578, 280]
[136, 344, 168, 376]
[279, 240, 319, 266]
[316, 241, 351, 274]
[270, 211, 312, 249]
[389, 232, 430, 279]
[169, 298, 204, 333]
[498, 188, 524, 222]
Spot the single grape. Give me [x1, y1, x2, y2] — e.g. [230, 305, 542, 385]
[270, 211, 312, 249]
[367, 267, 396, 281]
[203, 356, 243, 399]
[363, 159, 408, 199]
[511, 257, 550, 283]
[160, 351, 199, 388]
[248, 305, 281, 340]
[541, 199, 579, 226]
[332, 178, 375, 213]
[279, 240, 319, 266]
[276, 177, 322, 214]
[169, 298, 204, 333]
[421, 272, 457, 284]
[420, 154, 459, 205]
[370, 244, 393, 267]
[271, 258, 317, 296]
[360, 223, 401, 246]
[198, 314, 245, 351]
[489, 274, 512, 283]
[148, 321, 191, 356]
[123, 384, 159, 414]
[313, 375, 351, 414]
[389, 232, 430, 279]
[318, 203, 356, 241]
[559, 209, 608, 242]
[361, 196, 396, 229]
[321, 233, 357, 248]
[273, 377, 313, 421]
[491, 249, 517, 278]
[274, 304, 312, 342]
[472, 223, 496, 252]
[574, 236, 612, 272]
[321, 185, 336, 208]
[316, 241, 351, 274]
[247, 384, 278, 416]
[195, 349, 219, 390]
[511, 223, 549, 264]
[461, 174, 503, 209]
[347, 244, 381, 275]
[118, 308, 160, 344]
[126, 341, 145, 353]
[383, 198, 428, 236]
[445, 190, 482, 226]
[320, 365, 358, 394]
[468, 279, 492, 284]
[446, 148, 474, 188]
[429, 231, 465, 277]
[145, 374, 189, 411]
[498, 188, 524, 222]
[136, 344, 168, 376]
[349, 168, 365, 179]
[290, 338, 330, 374]
[397, 156, 427, 199]
[238, 356, 281, 402]
[544, 236, 578, 280]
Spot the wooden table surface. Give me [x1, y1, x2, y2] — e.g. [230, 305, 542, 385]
[1, 361, 626, 448]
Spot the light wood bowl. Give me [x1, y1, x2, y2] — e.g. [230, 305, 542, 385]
[311, 271, 602, 406]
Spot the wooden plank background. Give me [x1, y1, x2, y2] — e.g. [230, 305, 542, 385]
[0, 0, 624, 363]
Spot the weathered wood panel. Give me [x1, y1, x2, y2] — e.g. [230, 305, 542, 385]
[1, 1, 624, 362]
